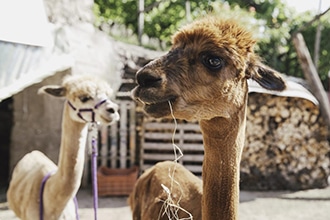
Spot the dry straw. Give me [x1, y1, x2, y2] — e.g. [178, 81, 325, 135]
[156, 101, 193, 220]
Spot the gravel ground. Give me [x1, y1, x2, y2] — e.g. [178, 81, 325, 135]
[1, 187, 330, 220]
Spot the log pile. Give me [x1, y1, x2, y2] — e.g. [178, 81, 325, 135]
[241, 93, 330, 190]
[137, 78, 330, 190]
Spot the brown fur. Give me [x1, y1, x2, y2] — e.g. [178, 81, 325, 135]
[129, 161, 202, 220]
[131, 16, 286, 220]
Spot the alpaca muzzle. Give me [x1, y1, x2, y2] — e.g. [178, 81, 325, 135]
[67, 99, 109, 123]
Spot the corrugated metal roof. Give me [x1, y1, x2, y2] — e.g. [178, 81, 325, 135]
[0, 40, 73, 102]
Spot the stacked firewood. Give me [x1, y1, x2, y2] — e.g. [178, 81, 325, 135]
[241, 93, 330, 190]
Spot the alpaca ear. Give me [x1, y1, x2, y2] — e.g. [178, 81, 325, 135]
[246, 62, 286, 91]
[38, 85, 66, 97]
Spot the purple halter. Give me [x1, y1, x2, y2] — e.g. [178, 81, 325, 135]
[67, 99, 107, 122]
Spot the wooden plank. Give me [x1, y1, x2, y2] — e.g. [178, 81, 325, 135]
[179, 126, 184, 148]
[144, 122, 200, 130]
[182, 133, 203, 141]
[129, 101, 136, 165]
[119, 102, 128, 168]
[141, 118, 205, 176]
[144, 132, 203, 141]
[140, 164, 203, 175]
[100, 125, 108, 166]
[144, 132, 179, 140]
[100, 155, 119, 160]
[143, 143, 204, 151]
[182, 144, 204, 151]
[181, 155, 204, 162]
[142, 154, 203, 162]
[143, 143, 177, 151]
[143, 154, 181, 161]
[110, 121, 118, 168]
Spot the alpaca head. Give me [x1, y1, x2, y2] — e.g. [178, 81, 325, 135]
[132, 16, 286, 121]
[39, 75, 120, 125]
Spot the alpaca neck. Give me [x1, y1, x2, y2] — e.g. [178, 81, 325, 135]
[44, 103, 87, 214]
[199, 107, 246, 220]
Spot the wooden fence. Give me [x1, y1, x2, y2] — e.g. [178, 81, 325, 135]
[83, 100, 205, 186]
[83, 87, 329, 190]
[82, 100, 137, 186]
[139, 119, 204, 176]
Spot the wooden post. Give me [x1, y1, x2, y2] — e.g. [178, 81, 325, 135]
[110, 121, 118, 168]
[138, 0, 144, 45]
[313, 0, 323, 67]
[100, 125, 108, 166]
[185, 0, 192, 22]
[129, 102, 136, 165]
[292, 33, 330, 135]
[119, 102, 128, 168]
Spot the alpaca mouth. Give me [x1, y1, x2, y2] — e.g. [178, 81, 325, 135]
[140, 97, 177, 117]
[139, 96, 176, 106]
[100, 113, 119, 125]
[132, 86, 177, 117]
[99, 115, 112, 124]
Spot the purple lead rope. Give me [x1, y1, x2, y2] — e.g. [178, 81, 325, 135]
[91, 136, 99, 220]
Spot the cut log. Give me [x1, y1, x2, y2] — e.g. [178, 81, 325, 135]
[139, 91, 330, 190]
[241, 93, 330, 190]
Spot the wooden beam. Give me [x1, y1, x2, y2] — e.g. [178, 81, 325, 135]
[138, 0, 144, 45]
[292, 33, 330, 135]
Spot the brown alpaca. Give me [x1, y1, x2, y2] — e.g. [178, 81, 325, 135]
[129, 161, 202, 220]
[130, 16, 286, 220]
[7, 75, 119, 220]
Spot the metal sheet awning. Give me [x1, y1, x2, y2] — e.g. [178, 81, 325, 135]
[0, 0, 73, 102]
[248, 78, 319, 105]
[0, 41, 73, 102]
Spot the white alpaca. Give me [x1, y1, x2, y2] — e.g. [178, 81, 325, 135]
[7, 75, 119, 220]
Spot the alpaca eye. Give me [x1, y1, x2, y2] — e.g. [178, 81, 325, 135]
[202, 55, 224, 70]
[79, 95, 92, 103]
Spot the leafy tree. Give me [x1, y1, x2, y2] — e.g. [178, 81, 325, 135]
[94, 0, 211, 45]
[300, 13, 330, 89]
[93, 0, 330, 89]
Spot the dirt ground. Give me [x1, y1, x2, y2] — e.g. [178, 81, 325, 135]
[1, 187, 330, 220]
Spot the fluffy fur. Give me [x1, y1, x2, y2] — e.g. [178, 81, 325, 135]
[7, 75, 119, 220]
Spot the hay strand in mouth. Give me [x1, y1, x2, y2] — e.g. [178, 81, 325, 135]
[157, 101, 193, 220]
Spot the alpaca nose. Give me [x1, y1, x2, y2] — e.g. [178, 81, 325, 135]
[106, 102, 118, 114]
[136, 68, 162, 88]
[107, 108, 115, 114]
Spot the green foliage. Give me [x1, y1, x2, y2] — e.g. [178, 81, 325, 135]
[93, 0, 137, 29]
[94, 0, 330, 90]
[93, 0, 211, 44]
[301, 13, 330, 88]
